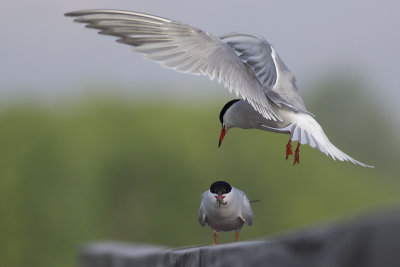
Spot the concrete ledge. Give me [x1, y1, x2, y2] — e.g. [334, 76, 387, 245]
[79, 209, 400, 267]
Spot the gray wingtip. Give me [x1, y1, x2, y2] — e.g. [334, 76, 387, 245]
[64, 11, 81, 17]
[246, 217, 254, 226]
[64, 9, 113, 17]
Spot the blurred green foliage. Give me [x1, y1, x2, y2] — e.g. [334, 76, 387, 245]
[0, 83, 399, 267]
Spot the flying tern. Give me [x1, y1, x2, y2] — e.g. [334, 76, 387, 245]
[65, 10, 373, 167]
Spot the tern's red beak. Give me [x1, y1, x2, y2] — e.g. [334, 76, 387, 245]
[218, 125, 226, 147]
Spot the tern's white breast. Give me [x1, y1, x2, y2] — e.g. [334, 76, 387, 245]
[202, 189, 246, 232]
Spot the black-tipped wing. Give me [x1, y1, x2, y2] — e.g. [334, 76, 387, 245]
[220, 33, 306, 111]
[66, 10, 281, 121]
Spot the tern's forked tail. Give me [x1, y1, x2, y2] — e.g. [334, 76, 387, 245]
[284, 112, 373, 168]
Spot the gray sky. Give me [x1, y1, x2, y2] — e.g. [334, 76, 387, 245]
[1, 0, 399, 110]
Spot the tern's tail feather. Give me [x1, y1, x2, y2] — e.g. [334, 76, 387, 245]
[287, 113, 373, 168]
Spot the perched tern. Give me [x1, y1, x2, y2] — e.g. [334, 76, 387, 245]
[65, 10, 373, 167]
[198, 181, 254, 244]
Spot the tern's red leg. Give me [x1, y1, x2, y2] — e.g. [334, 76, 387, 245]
[286, 139, 293, 160]
[214, 232, 218, 245]
[293, 143, 300, 165]
[235, 231, 239, 242]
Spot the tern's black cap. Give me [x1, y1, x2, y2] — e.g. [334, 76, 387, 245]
[219, 99, 240, 123]
[210, 181, 232, 194]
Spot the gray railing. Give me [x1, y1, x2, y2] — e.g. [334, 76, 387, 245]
[79, 208, 400, 267]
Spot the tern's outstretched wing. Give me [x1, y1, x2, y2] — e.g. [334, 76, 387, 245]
[66, 10, 281, 121]
[220, 33, 306, 112]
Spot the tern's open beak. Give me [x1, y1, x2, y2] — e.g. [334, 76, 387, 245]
[218, 125, 227, 147]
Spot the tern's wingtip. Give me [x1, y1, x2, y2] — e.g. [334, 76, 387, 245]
[64, 11, 77, 17]
[65, 10, 95, 16]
